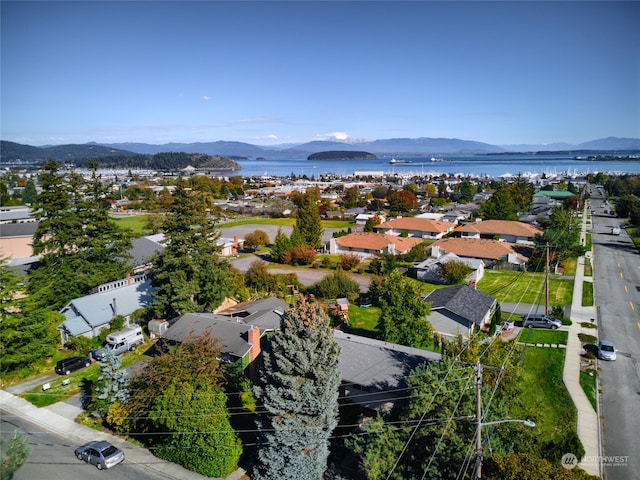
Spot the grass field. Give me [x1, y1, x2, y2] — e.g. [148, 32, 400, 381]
[112, 215, 151, 237]
[517, 329, 568, 345]
[477, 270, 573, 305]
[513, 346, 576, 445]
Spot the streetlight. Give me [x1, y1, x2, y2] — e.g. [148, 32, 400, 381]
[474, 418, 535, 479]
[481, 418, 536, 428]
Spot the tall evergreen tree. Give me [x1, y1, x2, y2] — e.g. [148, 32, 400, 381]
[478, 185, 519, 221]
[21, 179, 37, 205]
[290, 189, 323, 249]
[29, 160, 132, 307]
[253, 299, 341, 480]
[270, 227, 292, 263]
[151, 179, 244, 318]
[0, 261, 60, 372]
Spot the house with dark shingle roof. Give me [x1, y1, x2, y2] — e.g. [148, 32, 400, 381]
[161, 297, 287, 370]
[423, 285, 497, 339]
[328, 232, 423, 258]
[333, 330, 441, 412]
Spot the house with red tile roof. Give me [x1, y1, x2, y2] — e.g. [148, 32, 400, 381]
[429, 237, 530, 268]
[328, 232, 423, 258]
[456, 219, 542, 244]
[374, 217, 456, 239]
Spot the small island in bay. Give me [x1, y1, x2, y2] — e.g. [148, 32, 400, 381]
[307, 150, 377, 161]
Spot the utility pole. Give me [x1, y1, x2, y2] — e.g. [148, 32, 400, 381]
[474, 360, 483, 479]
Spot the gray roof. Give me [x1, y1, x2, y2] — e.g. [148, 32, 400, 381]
[334, 330, 441, 391]
[423, 285, 496, 326]
[0, 222, 38, 238]
[216, 297, 286, 331]
[162, 312, 253, 360]
[59, 278, 154, 335]
[130, 236, 165, 266]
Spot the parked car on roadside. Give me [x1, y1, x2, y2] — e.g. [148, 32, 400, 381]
[75, 441, 125, 470]
[55, 356, 91, 375]
[597, 340, 617, 361]
[522, 313, 562, 330]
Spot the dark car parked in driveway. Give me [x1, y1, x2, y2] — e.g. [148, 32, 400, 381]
[522, 313, 562, 330]
[75, 440, 125, 470]
[55, 356, 91, 375]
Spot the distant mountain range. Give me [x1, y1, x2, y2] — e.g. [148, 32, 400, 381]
[2, 136, 639, 163]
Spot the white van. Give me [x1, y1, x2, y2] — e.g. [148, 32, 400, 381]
[94, 325, 144, 360]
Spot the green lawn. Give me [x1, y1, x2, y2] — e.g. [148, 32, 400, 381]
[20, 347, 149, 407]
[579, 368, 598, 412]
[345, 304, 380, 333]
[517, 329, 568, 345]
[112, 215, 151, 237]
[477, 270, 573, 305]
[512, 347, 577, 445]
[582, 281, 594, 306]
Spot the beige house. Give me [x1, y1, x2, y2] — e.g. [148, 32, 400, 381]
[456, 219, 542, 244]
[0, 223, 39, 259]
[328, 232, 423, 258]
[429, 237, 530, 268]
[375, 217, 456, 239]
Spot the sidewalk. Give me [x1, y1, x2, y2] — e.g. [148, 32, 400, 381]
[562, 203, 600, 477]
[0, 389, 248, 480]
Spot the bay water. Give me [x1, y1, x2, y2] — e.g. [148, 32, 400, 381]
[234, 153, 640, 179]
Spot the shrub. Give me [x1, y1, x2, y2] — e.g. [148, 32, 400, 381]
[284, 245, 317, 266]
[339, 254, 361, 271]
[244, 229, 269, 251]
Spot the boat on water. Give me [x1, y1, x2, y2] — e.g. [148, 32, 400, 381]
[389, 158, 413, 164]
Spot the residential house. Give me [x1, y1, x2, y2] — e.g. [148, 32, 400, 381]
[0, 222, 38, 259]
[428, 237, 530, 269]
[334, 330, 441, 413]
[141, 232, 243, 257]
[57, 274, 154, 344]
[161, 297, 287, 371]
[456, 219, 542, 244]
[328, 232, 423, 259]
[354, 213, 386, 225]
[0, 206, 35, 224]
[423, 285, 497, 339]
[375, 217, 456, 239]
[414, 252, 484, 284]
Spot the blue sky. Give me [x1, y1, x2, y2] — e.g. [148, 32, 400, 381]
[2, 1, 639, 147]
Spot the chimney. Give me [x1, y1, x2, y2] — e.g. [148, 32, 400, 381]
[233, 235, 239, 246]
[112, 298, 117, 316]
[247, 325, 261, 363]
[431, 245, 440, 258]
[126, 272, 131, 285]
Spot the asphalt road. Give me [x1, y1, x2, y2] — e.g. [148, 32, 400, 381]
[0, 413, 167, 480]
[590, 187, 640, 480]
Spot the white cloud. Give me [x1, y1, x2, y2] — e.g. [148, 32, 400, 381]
[200, 95, 212, 101]
[317, 131, 350, 141]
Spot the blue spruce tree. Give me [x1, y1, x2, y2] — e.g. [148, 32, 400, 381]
[253, 298, 341, 480]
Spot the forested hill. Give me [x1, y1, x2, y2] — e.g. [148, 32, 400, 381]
[307, 150, 377, 161]
[73, 152, 241, 170]
[0, 141, 241, 170]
